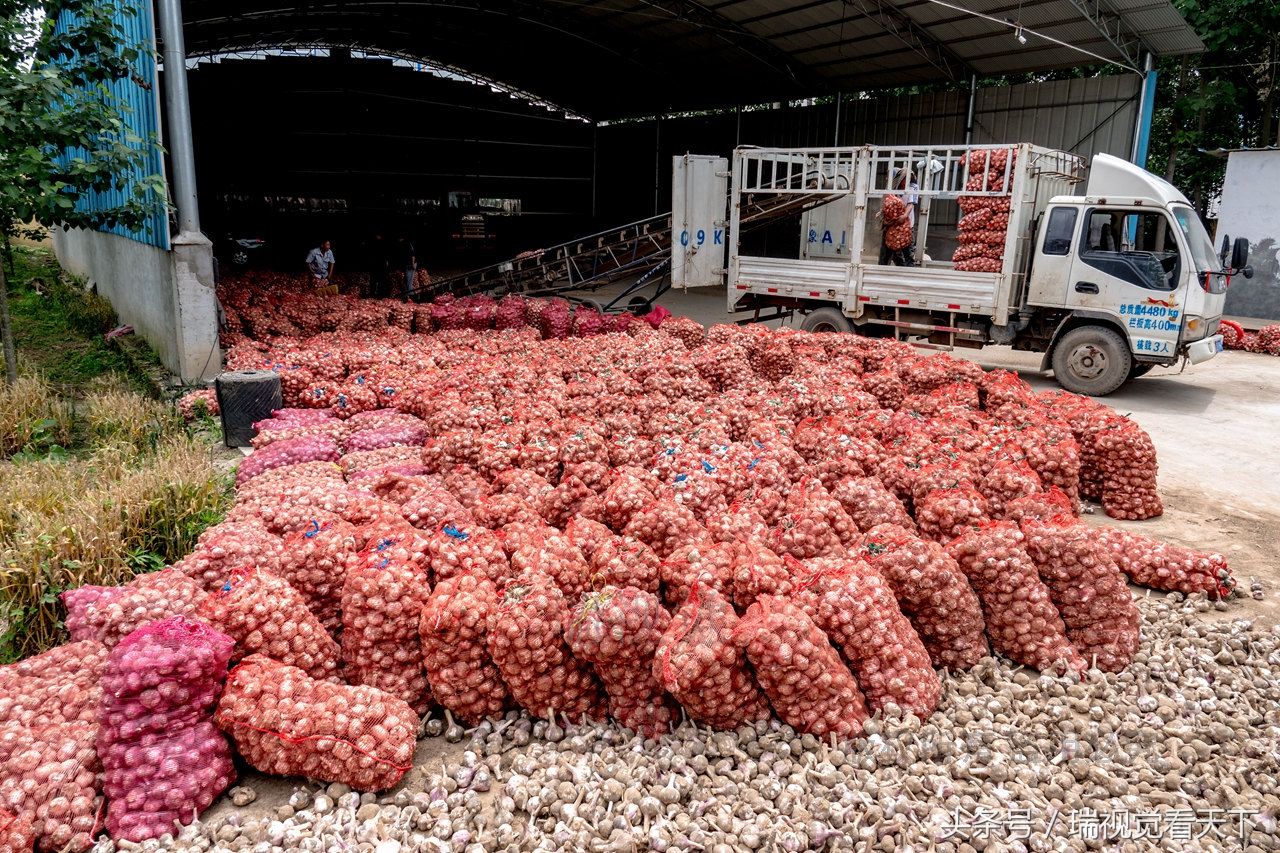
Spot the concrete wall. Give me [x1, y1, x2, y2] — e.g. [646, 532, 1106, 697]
[1218, 151, 1280, 322]
[52, 227, 221, 381]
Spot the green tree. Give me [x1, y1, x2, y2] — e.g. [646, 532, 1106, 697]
[0, 0, 165, 383]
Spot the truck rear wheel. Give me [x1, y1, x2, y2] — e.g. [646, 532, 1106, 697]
[1051, 325, 1132, 397]
[801, 308, 852, 334]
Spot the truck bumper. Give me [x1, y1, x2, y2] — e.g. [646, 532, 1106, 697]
[1187, 334, 1224, 365]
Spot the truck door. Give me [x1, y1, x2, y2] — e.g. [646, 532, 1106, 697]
[1067, 208, 1183, 360]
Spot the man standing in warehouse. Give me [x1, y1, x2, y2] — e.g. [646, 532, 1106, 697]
[305, 239, 337, 294]
[394, 233, 417, 302]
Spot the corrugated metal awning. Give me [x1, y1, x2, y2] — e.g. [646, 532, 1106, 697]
[178, 0, 1203, 119]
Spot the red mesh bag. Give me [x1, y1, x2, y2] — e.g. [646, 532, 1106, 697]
[236, 436, 342, 486]
[914, 484, 990, 543]
[1002, 487, 1076, 525]
[399, 480, 474, 534]
[427, 522, 511, 585]
[728, 541, 794, 611]
[419, 573, 511, 725]
[486, 572, 606, 721]
[0, 809, 33, 853]
[653, 584, 771, 730]
[791, 557, 940, 718]
[0, 722, 101, 852]
[706, 499, 771, 546]
[62, 568, 208, 649]
[858, 524, 987, 670]
[563, 515, 615, 562]
[947, 522, 1084, 675]
[198, 566, 341, 682]
[538, 475, 600, 528]
[0, 640, 108, 730]
[341, 547, 433, 712]
[979, 459, 1043, 519]
[884, 223, 912, 251]
[473, 493, 543, 529]
[341, 446, 421, 474]
[662, 317, 706, 349]
[671, 470, 730, 525]
[1096, 527, 1234, 598]
[276, 518, 358, 634]
[734, 595, 869, 738]
[771, 483, 849, 560]
[881, 194, 907, 224]
[659, 540, 734, 608]
[539, 301, 573, 340]
[344, 423, 429, 454]
[564, 587, 678, 739]
[172, 517, 285, 591]
[215, 655, 417, 791]
[1019, 427, 1081, 504]
[97, 617, 236, 841]
[495, 295, 526, 330]
[509, 530, 593, 600]
[623, 498, 711, 559]
[588, 535, 662, 594]
[1021, 518, 1141, 672]
[602, 472, 657, 532]
[573, 309, 606, 337]
[250, 419, 347, 449]
[753, 337, 796, 381]
[1094, 421, 1163, 520]
[830, 476, 916, 533]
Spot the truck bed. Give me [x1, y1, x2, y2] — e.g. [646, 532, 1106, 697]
[734, 255, 1003, 318]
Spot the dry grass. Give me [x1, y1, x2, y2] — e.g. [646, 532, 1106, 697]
[0, 375, 74, 457]
[79, 384, 179, 451]
[0, 436, 231, 660]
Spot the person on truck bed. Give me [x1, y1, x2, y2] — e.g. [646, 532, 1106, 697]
[878, 168, 919, 266]
[305, 240, 336, 294]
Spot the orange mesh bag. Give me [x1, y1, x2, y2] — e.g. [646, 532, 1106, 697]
[791, 557, 940, 718]
[419, 573, 512, 725]
[830, 476, 916, 533]
[1094, 421, 1163, 520]
[659, 541, 735, 608]
[623, 497, 711, 559]
[486, 572, 606, 721]
[509, 530, 593, 600]
[198, 566, 341, 682]
[341, 544, 433, 712]
[588, 535, 661, 594]
[1021, 518, 1142, 672]
[1002, 486, 1076, 525]
[734, 595, 869, 738]
[653, 584, 771, 730]
[97, 617, 236, 841]
[858, 524, 988, 670]
[727, 541, 794, 611]
[215, 655, 417, 791]
[564, 586, 679, 739]
[947, 522, 1084, 675]
[427, 522, 511, 585]
[62, 569, 209, 649]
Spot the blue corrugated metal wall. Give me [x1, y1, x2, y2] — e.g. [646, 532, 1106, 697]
[55, 0, 170, 249]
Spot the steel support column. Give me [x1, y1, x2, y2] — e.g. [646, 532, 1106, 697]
[964, 74, 978, 144]
[1130, 53, 1157, 166]
[156, 0, 200, 233]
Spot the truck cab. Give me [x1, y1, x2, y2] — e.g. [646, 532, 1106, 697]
[1022, 154, 1228, 394]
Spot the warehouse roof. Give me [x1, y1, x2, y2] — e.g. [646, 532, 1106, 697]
[179, 0, 1203, 119]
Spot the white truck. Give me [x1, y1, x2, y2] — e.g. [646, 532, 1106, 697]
[671, 144, 1252, 395]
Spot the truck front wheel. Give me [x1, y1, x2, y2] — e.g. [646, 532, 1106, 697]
[800, 307, 853, 334]
[1051, 325, 1132, 396]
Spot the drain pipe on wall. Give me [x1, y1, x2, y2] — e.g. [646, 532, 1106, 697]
[964, 74, 978, 145]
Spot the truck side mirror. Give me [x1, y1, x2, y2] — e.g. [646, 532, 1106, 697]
[1231, 237, 1249, 271]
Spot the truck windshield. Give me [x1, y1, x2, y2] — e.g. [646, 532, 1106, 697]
[1171, 205, 1217, 274]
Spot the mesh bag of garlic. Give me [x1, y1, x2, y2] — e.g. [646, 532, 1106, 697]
[0, 808, 34, 853]
[276, 518, 358, 634]
[1021, 518, 1143, 671]
[1001, 486, 1076, 525]
[653, 583, 771, 730]
[170, 520, 285, 593]
[0, 721, 102, 853]
[562, 515, 614, 563]
[658, 541, 735, 608]
[97, 617, 236, 841]
[486, 571, 606, 721]
[589, 535, 662, 594]
[1095, 527, 1235, 598]
[426, 521, 511, 585]
[419, 573, 511, 725]
[624, 497, 711, 560]
[235, 435, 342, 486]
[198, 566, 341, 682]
[829, 476, 916, 533]
[564, 586, 679, 739]
[1094, 419, 1163, 520]
[791, 557, 941, 717]
[61, 569, 208, 650]
[341, 541, 434, 713]
[726, 541, 795, 611]
[734, 594, 870, 738]
[0, 641, 107, 730]
[946, 520, 1084, 674]
[858, 524, 988, 669]
[215, 655, 417, 791]
[913, 483, 991, 544]
[508, 528, 594, 600]
[977, 458, 1043, 519]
